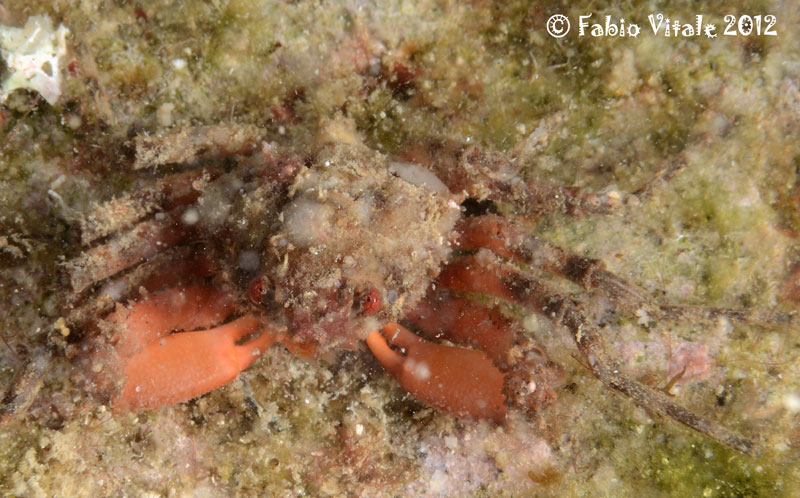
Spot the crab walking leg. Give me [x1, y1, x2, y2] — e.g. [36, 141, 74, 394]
[458, 143, 691, 216]
[79, 168, 218, 245]
[366, 323, 507, 423]
[66, 249, 216, 329]
[69, 209, 195, 294]
[0, 351, 49, 425]
[564, 311, 755, 455]
[437, 252, 756, 454]
[133, 124, 265, 170]
[395, 141, 623, 217]
[115, 314, 281, 411]
[456, 215, 797, 329]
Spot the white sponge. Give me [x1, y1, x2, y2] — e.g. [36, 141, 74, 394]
[0, 15, 69, 105]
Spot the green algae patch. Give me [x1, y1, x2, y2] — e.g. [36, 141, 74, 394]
[636, 435, 787, 498]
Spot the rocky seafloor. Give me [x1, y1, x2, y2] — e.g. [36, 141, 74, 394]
[1, 0, 800, 496]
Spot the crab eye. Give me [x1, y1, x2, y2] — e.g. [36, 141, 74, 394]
[359, 288, 382, 315]
[248, 277, 272, 305]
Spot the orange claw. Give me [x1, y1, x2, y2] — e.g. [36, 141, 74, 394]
[115, 314, 281, 412]
[366, 322, 506, 423]
[101, 285, 285, 412]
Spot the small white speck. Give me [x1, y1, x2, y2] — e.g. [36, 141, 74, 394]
[635, 308, 650, 326]
[172, 58, 187, 70]
[355, 424, 364, 436]
[783, 393, 800, 413]
[99, 280, 126, 301]
[181, 207, 200, 225]
[407, 359, 431, 381]
[66, 114, 82, 129]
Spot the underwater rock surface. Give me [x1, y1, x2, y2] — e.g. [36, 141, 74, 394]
[0, 0, 799, 496]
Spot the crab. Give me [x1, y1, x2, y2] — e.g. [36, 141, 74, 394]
[56, 119, 787, 455]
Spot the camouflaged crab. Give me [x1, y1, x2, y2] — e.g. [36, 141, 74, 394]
[57, 120, 782, 455]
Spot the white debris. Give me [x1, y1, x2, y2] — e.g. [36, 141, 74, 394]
[181, 207, 200, 225]
[156, 102, 175, 127]
[405, 358, 431, 382]
[99, 279, 126, 301]
[783, 393, 800, 414]
[171, 58, 187, 70]
[634, 308, 650, 326]
[389, 161, 450, 195]
[0, 15, 70, 104]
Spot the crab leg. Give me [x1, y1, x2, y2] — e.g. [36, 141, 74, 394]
[133, 124, 265, 170]
[68, 209, 195, 294]
[396, 141, 623, 217]
[366, 322, 506, 423]
[437, 251, 755, 454]
[66, 247, 217, 334]
[456, 215, 797, 329]
[448, 142, 689, 217]
[79, 168, 217, 245]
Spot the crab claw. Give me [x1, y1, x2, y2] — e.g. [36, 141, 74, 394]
[102, 285, 284, 412]
[117, 314, 279, 411]
[366, 322, 506, 422]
